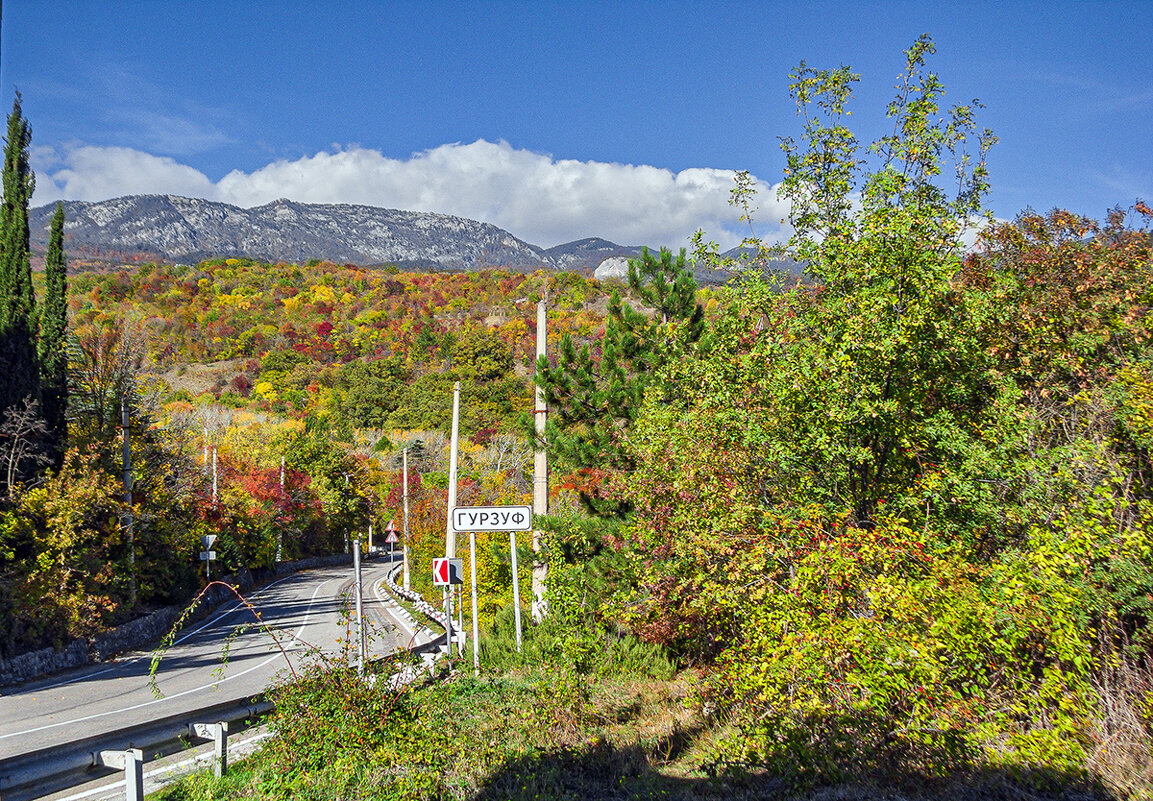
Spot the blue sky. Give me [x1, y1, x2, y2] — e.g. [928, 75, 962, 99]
[3, 0, 1150, 249]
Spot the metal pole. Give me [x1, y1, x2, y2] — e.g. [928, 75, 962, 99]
[444, 587, 452, 659]
[402, 447, 410, 590]
[532, 296, 549, 620]
[510, 531, 523, 652]
[470, 531, 480, 674]
[354, 537, 365, 676]
[456, 585, 464, 656]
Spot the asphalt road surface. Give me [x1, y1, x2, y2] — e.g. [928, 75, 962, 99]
[0, 558, 421, 761]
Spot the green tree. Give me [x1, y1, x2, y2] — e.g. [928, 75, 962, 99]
[0, 93, 40, 463]
[39, 203, 68, 463]
[533, 248, 703, 517]
[450, 328, 512, 382]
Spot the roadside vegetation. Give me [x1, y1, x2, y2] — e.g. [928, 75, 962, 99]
[2, 35, 1152, 801]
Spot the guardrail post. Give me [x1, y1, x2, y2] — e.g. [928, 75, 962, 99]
[94, 749, 143, 801]
[190, 721, 228, 777]
[125, 748, 144, 801]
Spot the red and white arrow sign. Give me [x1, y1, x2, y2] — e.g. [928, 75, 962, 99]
[432, 557, 450, 586]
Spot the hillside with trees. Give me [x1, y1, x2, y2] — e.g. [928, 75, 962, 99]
[2, 36, 1152, 801]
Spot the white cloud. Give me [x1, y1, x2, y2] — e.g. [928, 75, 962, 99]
[32, 139, 790, 250]
[34, 145, 218, 204]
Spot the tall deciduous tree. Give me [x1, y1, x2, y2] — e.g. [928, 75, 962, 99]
[39, 203, 68, 462]
[0, 93, 39, 445]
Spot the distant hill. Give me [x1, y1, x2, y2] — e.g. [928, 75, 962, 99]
[28, 195, 563, 273]
[543, 237, 645, 272]
[28, 194, 801, 283]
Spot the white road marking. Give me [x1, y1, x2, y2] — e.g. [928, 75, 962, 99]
[27, 573, 306, 693]
[1, 578, 333, 740]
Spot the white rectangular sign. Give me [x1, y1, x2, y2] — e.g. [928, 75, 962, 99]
[451, 505, 532, 532]
[199, 550, 217, 561]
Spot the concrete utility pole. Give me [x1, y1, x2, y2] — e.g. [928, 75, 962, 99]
[402, 447, 411, 590]
[532, 296, 549, 620]
[343, 473, 350, 554]
[445, 382, 462, 655]
[212, 447, 218, 504]
[122, 396, 136, 605]
[276, 455, 285, 562]
[353, 537, 366, 676]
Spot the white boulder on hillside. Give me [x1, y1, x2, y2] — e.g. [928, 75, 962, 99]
[594, 256, 632, 281]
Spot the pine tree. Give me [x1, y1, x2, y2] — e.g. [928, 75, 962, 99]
[0, 92, 39, 430]
[39, 203, 68, 461]
[532, 247, 703, 517]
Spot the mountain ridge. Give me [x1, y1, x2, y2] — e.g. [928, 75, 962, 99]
[27, 195, 627, 273]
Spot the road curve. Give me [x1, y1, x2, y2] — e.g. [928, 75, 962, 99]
[0, 558, 410, 760]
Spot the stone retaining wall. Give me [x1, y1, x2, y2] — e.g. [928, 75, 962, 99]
[0, 555, 351, 688]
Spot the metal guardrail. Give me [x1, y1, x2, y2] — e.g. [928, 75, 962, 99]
[0, 697, 272, 801]
[0, 563, 449, 800]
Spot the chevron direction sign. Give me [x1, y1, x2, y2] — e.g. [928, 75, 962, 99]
[432, 557, 464, 586]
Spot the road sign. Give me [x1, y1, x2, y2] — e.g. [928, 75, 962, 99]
[384, 529, 399, 544]
[451, 505, 531, 533]
[432, 557, 463, 586]
[200, 534, 217, 549]
[199, 550, 217, 561]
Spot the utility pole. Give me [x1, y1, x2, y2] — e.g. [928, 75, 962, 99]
[276, 455, 285, 562]
[212, 447, 218, 504]
[402, 447, 410, 590]
[122, 396, 135, 605]
[446, 382, 461, 655]
[532, 295, 549, 620]
[353, 536, 366, 676]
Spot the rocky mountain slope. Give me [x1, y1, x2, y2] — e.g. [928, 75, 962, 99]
[29, 195, 558, 272]
[28, 194, 806, 281]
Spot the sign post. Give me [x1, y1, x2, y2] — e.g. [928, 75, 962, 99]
[452, 506, 532, 666]
[199, 534, 217, 580]
[385, 518, 400, 564]
[432, 557, 463, 657]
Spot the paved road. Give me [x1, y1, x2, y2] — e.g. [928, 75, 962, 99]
[0, 558, 425, 761]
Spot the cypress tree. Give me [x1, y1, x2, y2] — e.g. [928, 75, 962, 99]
[39, 202, 67, 460]
[0, 92, 39, 426]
